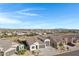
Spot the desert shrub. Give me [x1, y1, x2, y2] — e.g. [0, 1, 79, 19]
[16, 49, 26, 55]
[59, 43, 63, 47]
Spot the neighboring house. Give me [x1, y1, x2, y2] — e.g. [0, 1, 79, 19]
[48, 35, 64, 49]
[0, 39, 21, 56]
[26, 36, 50, 51]
[16, 32, 25, 36]
[16, 44, 25, 51]
[62, 34, 79, 44]
[6, 32, 12, 36]
[48, 34, 79, 49]
[13, 31, 26, 36]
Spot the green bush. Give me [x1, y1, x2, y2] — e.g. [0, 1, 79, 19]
[59, 43, 63, 47]
[16, 50, 26, 55]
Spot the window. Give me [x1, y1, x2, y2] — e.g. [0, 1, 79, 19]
[32, 46, 35, 49]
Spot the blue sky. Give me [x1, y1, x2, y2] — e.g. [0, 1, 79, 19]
[0, 3, 79, 29]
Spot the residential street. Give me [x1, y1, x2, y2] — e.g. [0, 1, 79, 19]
[56, 50, 79, 56]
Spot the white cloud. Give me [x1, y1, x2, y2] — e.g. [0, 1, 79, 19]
[19, 12, 39, 16]
[20, 8, 33, 12]
[0, 8, 43, 17]
[19, 8, 45, 12]
[0, 17, 22, 24]
[16, 8, 42, 16]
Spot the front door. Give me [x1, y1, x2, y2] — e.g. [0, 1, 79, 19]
[36, 45, 38, 49]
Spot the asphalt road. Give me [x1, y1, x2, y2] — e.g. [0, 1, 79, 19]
[56, 50, 79, 56]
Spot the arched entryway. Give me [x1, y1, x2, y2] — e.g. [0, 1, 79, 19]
[45, 39, 50, 47]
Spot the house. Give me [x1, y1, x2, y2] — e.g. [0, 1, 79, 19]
[48, 34, 79, 49]
[62, 34, 79, 45]
[48, 35, 64, 49]
[13, 31, 26, 36]
[16, 32, 25, 36]
[25, 34, 79, 51]
[6, 32, 12, 36]
[0, 39, 23, 56]
[26, 36, 50, 51]
[37, 35, 50, 47]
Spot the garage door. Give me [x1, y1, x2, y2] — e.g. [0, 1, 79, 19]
[39, 44, 45, 48]
[5, 49, 15, 56]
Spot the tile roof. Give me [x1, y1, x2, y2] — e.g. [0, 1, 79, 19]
[47, 34, 79, 43]
[37, 35, 47, 42]
[0, 39, 12, 51]
[49, 35, 63, 43]
[26, 37, 43, 45]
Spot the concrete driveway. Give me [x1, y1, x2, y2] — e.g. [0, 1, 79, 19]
[38, 46, 58, 56]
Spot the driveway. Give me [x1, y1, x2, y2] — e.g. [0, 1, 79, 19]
[38, 46, 58, 56]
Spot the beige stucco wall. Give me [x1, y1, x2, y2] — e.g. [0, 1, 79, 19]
[30, 42, 39, 51]
[4, 48, 16, 56]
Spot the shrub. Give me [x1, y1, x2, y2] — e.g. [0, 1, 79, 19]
[16, 50, 26, 55]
